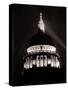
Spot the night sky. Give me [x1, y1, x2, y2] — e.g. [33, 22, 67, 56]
[9, 4, 66, 86]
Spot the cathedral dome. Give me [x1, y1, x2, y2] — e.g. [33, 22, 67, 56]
[23, 12, 60, 70]
[30, 29, 54, 46]
[29, 12, 54, 47]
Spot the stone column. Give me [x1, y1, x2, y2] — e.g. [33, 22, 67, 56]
[24, 62, 26, 69]
[48, 56, 51, 65]
[33, 59, 36, 65]
[25, 57, 29, 69]
[29, 56, 32, 69]
[56, 57, 60, 68]
[53, 56, 56, 67]
[44, 55, 47, 67]
[51, 55, 54, 67]
[36, 55, 40, 67]
[40, 55, 43, 67]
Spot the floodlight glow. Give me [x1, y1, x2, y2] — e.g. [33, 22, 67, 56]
[48, 59, 51, 64]
[44, 59, 47, 67]
[56, 61, 60, 68]
[33, 60, 36, 65]
[30, 61, 33, 68]
[36, 59, 39, 67]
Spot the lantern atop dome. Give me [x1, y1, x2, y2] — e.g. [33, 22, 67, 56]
[38, 12, 45, 33]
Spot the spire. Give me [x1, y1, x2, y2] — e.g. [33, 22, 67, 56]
[38, 12, 45, 33]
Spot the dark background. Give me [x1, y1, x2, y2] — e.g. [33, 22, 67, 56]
[9, 4, 66, 86]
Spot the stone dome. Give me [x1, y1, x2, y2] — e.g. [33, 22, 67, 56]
[29, 29, 54, 46]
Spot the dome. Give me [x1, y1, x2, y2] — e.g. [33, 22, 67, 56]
[28, 12, 54, 47]
[23, 12, 60, 70]
[29, 29, 54, 46]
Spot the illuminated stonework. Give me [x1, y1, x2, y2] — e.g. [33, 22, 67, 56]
[27, 45, 56, 54]
[23, 12, 60, 70]
[24, 55, 60, 69]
